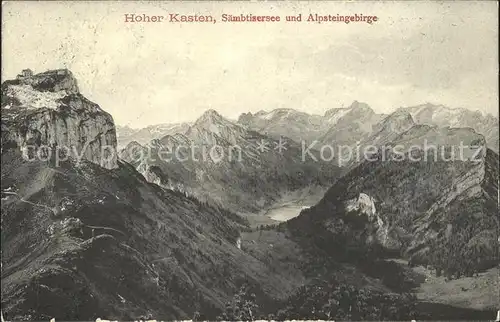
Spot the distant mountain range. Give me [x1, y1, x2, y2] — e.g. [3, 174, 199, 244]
[120, 109, 341, 213]
[399, 103, 499, 152]
[238, 101, 499, 152]
[116, 123, 191, 149]
[117, 101, 498, 153]
[117, 98, 498, 223]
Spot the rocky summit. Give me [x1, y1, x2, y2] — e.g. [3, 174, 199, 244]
[1, 69, 117, 169]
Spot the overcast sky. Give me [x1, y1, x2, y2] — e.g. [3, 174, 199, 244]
[2, 1, 498, 128]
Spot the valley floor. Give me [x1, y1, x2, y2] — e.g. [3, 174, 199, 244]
[390, 259, 499, 312]
[241, 186, 328, 228]
[265, 205, 310, 222]
[242, 203, 310, 227]
[414, 263, 499, 311]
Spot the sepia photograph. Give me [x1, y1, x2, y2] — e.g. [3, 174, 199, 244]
[1, 1, 499, 321]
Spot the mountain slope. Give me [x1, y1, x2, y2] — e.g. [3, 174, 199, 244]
[400, 103, 499, 152]
[288, 130, 499, 279]
[362, 110, 416, 146]
[320, 101, 386, 147]
[238, 108, 326, 143]
[120, 109, 341, 213]
[1, 150, 313, 320]
[238, 101, 386, 147]
[238, 102, 498, 159]
[1, 71, 311, 320]
[116, 122, 191, 149]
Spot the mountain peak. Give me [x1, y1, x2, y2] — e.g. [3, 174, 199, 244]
[1, 68, 117, 169]
[14, 68, 79, 94]
[386, 108, 413, 119]
[252, 108, 302, 121]
[193, 109, 229, 127]
[324, 101, 376, 127]
[378, 109, 415, 134]
[188, 109, 245, 144]
[193, 109, 231, 128]
[324, 101, 374, 120]
[348, 100, 374, 114]
[199, 109, 223, 120]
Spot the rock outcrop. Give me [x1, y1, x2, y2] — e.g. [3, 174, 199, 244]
[292, 128, 498, 273]
[345, 193, 377, 218]
[1, 69, 117, 169]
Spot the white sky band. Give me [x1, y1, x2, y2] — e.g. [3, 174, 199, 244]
[2, 1, 498, 127]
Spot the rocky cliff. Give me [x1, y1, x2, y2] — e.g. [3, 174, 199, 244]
[289, 127, 499, 276]
[1, 69, 117, 169]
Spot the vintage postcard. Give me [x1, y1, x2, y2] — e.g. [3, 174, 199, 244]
[1, 1, 499, 321]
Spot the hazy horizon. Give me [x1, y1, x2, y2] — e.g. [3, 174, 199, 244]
[114, 101, 498, 130]
[2, 1, 498, 128]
